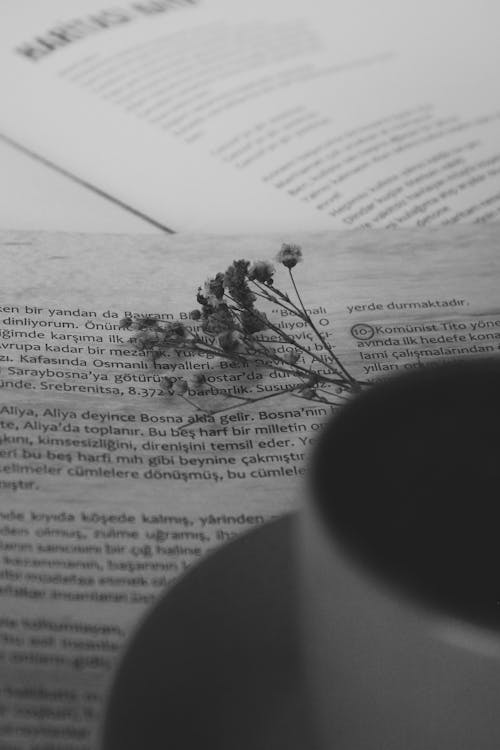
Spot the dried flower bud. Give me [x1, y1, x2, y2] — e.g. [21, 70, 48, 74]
[276, 243, 302, 269]
[223, 260, 255, 308]
[305, 373, 320, 387]
[206, 273, 225, 300]
[150, 346, 162, 362]
[135, 316, 160, 330]
[202, 304, 234, 334]
[189, 309, 202, 320]
[218, 330, 243, 353]
[191, 372, 206, 386]
[172, 378, 188, 395]
[196, 288, 208, 306]
[119, 316, 133, 329]
[165, 321, 187, 339]
[283, 349, 301, 365]
[131, 329, 167, 351]
[241, 309, 268, 335]
[201, 273, 225, 307]
[248, 260, 275, 284]
[160, 376, 176, 395]
[300, 387, 316, 400]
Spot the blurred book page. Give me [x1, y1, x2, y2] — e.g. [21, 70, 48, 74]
[0, 0, 499, 232]
[0, 224, 499, 747]
[0, 136, 158, 233]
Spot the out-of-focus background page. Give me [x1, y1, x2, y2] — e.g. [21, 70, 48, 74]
[1, 0, 499, 233]
[0, 137, 156, 232]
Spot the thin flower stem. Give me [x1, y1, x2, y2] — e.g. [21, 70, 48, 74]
[245, 335, 350, 388]
[179, 393, 205, 411]
[315, 386, 350, 401]
[288, 268, 358, 387]
[195, 320, 352, 385]
[128, 252, 367, 425]
[187, 337, 246, 362]
[175, 383, 309, 432]
[225, 292, 347, 379]
[288, 268, 309, 319]
[253, 312, 345, 379]
[163, 324, 353, 390]
[250, 280, 304, 318]
[234, 284, 301, 323]
[293, 393, 344, 408]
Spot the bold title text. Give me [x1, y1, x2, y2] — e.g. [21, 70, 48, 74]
[15, 0, 199, 62]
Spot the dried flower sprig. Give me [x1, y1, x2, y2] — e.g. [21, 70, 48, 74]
[120, 244, 365, 420]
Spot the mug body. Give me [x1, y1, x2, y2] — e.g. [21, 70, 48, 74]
[299, 502, 500, 750]
[298, 359, 500, 750]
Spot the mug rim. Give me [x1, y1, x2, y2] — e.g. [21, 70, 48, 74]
[308, 356, 500, 636]
[306, 496, 500, 656]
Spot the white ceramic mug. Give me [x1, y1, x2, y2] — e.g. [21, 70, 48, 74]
[298, 358, 500, 750]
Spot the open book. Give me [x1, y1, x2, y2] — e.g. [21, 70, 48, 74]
[1, 0, 500, 233]
[1, 224, 499, 748]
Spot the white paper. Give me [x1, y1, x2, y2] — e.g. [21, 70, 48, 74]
[0, 0, 499, 232]
[1, 225, 500, 747]
[0, 136, 156, 233]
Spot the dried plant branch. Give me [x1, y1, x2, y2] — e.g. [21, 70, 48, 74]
[119, 243, 366, 423]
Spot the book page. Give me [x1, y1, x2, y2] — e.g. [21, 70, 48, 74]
[1, 225, 499, 747]
[0, 135, 155, 233]
[0, 1, 499, 232]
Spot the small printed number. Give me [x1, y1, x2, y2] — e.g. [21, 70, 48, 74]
[128, 387, 164, 397]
